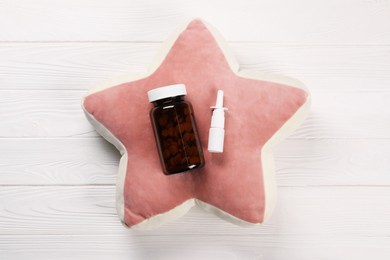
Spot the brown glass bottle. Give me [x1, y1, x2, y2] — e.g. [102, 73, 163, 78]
[148, 84, 205, 175]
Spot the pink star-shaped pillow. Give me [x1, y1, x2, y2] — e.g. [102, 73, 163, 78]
[82, 19, 310, 229]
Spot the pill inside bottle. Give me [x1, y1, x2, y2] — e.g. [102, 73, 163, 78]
[147, 84, 205, 175]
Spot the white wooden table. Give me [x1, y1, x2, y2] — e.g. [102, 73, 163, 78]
[1, 0, 390, 259]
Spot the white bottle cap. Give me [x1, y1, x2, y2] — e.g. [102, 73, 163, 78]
[147, 84, 187, 103]
[208, 90, 227, 153]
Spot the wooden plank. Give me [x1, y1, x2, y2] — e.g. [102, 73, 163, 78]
[0, 43, 155, 91]
[274, 139, 390, 186]
[0, 0, 389, 43]
[1, 89, 389, 139]
[0, 234, 389, 260]
[293, 89, 390, 139]
[1, 43, 389, 91]
[0, 138, 390, 186]
[0, 138, 119, 185]
[0, 186, 390, 250]
[234, 43, 390, 81]
[0, 90, 96, 138]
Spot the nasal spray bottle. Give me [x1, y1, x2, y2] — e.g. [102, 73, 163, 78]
[208, 90, 227, 153]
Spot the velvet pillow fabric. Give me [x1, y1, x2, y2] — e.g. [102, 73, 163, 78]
[82, 19, 310, 229]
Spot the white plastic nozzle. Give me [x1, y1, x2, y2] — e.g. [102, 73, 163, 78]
[214, 90, 224, 108]
[208, 90, 227, 153]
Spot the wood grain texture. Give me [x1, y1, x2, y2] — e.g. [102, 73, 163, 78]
[0, 138, 119, 185]
[0, 0, 389, 43]
[274, 139, 390, 186]
[0, 90, 96, 138]
[1, 186, 390, 259]
[1, 235, 389, 260]
[1, 186, 390, 236]
[1, 43, 389, 91]
[1, 138, 389, 186]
